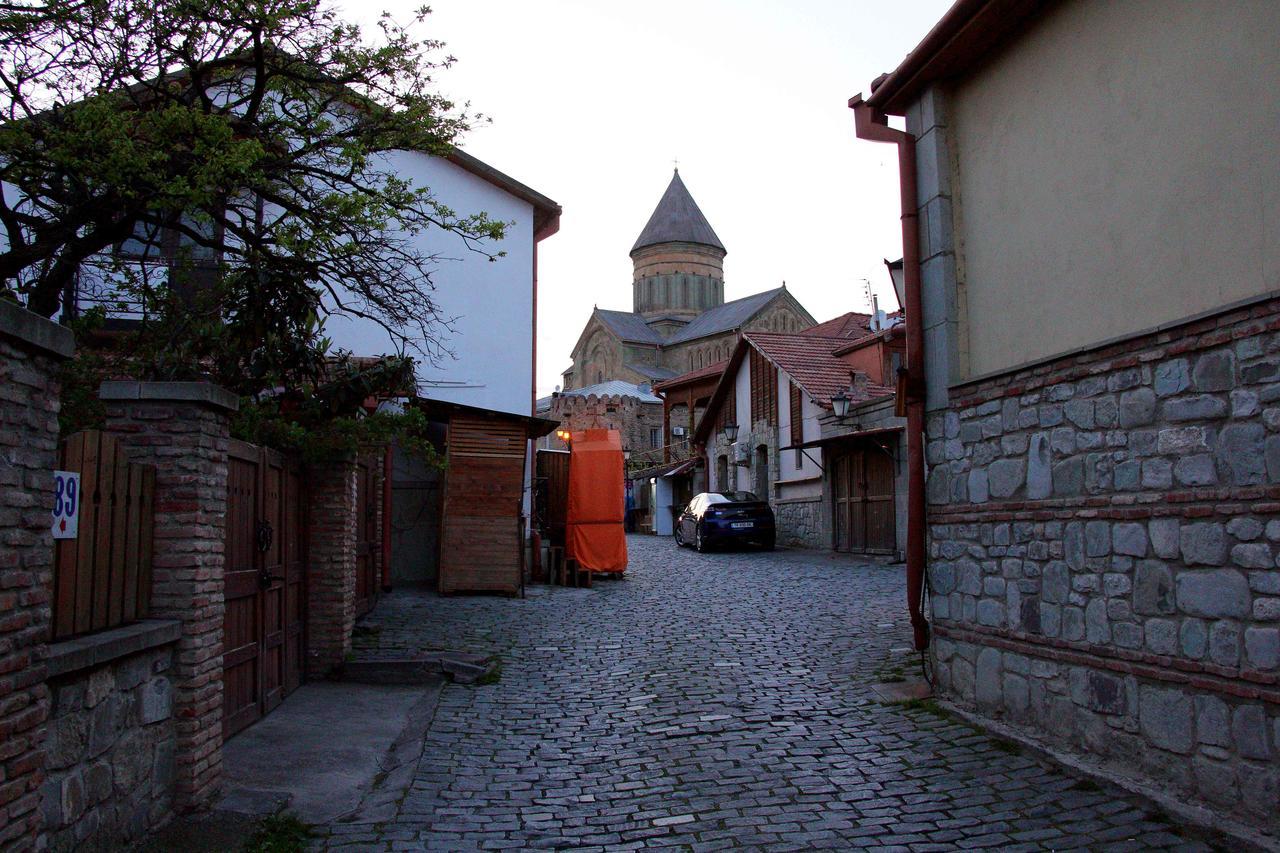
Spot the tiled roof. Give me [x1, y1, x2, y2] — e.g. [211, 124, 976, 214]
[631, 171, 725, 253]
[653, 359, 729, 392]
[802, 312, 874, 339]
[667, 288, 784, 344]
[595, 309, 663, 344]
[556, 380, 662, 404]
[745, 331, 894, 409]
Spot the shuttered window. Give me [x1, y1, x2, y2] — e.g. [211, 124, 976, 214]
[749, 349, 777, 427]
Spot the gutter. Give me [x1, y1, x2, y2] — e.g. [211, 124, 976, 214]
[849, 93, 930, 652]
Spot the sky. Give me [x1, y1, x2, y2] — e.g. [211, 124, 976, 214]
[338, 0, 952, 397]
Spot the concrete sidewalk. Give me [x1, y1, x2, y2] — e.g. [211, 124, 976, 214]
[137, 679, 441, 850]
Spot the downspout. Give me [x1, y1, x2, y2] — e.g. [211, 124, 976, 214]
[850, 94, 930, 651]
[381, 445, 393, 592]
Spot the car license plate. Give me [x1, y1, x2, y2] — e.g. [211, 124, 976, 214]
[731, 521, 754, 529]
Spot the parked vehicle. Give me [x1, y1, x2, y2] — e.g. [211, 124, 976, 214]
[674, 491, 775, 552]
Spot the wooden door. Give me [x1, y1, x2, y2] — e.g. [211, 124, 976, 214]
[831, 443, 895, 554]
[864, 447, 896, 552]
[223, 441, 307, 739]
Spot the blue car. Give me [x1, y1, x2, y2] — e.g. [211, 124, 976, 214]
[674, 491, 776, 552]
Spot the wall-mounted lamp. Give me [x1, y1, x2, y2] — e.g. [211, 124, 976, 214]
[831, 391, 851, 419]
[555, 428, 572, 443]
[721, 422, 739, 443]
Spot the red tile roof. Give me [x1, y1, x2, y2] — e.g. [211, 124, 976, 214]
[803, 312, 873, 339]
[745, 331, 894, 409]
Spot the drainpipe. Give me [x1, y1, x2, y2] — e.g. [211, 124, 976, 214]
[850, 94, 929, 652]
[381, 445, 393, 592]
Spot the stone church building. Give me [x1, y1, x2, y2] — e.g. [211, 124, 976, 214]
[561, 170, 817, 391]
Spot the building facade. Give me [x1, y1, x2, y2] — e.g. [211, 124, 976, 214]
[562, 170, 816, 392]
[853, 0, 1280, 832]
[691, 315, 904, 551]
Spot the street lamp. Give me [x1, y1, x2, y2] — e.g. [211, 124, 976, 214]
[831, 391, 851, 418]
[721, 423, 739, 444]
[555, 428, 571, 444]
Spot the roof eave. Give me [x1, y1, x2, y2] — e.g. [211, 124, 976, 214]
[863, 0, 1053, 115]
[446, 148, 562, 240]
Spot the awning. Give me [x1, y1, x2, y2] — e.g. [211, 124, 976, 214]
[781, 425, 901, 452]
[630, 457, 697, 480]
[411, 397, 560, 438]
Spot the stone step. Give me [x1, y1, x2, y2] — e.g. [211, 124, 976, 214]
[337, 652, 493, 685]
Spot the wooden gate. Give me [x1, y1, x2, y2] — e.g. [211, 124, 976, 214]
[52, 431, 155, 640]
[223, 441, 306, 739]
[832, 442, 896, 554]
[355, 457, 379, 616]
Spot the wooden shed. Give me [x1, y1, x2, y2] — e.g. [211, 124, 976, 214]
[416, 400, 557, 595]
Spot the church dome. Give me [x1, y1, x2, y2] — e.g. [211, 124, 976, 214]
[631, 170, 726, 318]
[630, 170, 725, 254]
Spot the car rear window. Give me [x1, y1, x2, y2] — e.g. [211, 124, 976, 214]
[706, 491, 758, 504]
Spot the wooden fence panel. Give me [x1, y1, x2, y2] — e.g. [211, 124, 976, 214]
[52, 430, 156, 640]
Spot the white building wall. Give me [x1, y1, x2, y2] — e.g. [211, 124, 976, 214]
[321, 149, 536, 417]
[776, 377, 822, 500]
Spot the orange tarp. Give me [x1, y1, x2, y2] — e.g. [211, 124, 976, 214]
[565, 428, 628, 573]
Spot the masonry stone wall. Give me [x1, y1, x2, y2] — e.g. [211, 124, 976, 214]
[0, 303, 73, 851]
[543, 394, 662, 457]
[101, 382, 234, 812]
[41, 625, 178, 852]
[925, 298, 1280, 829]
[773, 497, 824, 549]
[308, 458, 357, 677]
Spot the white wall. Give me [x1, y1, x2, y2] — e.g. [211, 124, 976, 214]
[776, 377, 822, 498]
[950, 0, 1280, 378]
[321, 149, 536, 417]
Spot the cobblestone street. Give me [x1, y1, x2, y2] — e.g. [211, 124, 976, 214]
[316, 535, 1215, 851]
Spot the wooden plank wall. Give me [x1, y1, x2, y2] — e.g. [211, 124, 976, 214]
[438, 415, 527, 594]
[52, 430, 156, 640]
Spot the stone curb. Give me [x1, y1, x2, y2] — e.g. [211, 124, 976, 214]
[938, 699, 1280, 853]
[99, 380, 239, 411]
[0, 299, 74, 359]
[46, 619, 183, 678]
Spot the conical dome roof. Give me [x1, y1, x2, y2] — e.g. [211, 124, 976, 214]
[630, 170, 725, 254]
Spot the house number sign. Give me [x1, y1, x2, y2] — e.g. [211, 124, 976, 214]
[51, 470, 80, 540]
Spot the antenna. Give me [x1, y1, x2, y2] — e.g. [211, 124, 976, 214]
[860, 277, 873, 310]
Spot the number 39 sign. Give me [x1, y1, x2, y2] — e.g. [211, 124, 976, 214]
[52, 470, 80, 540]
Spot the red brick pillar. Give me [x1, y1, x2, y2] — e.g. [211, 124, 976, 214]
[0, 302, 73, 851]
[99, 381, 235, 812]
[306, 457, 357, 677]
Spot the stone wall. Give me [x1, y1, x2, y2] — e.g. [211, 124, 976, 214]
[100, 382, 235, 812]
[41, 622, 179, 851]
[925, 297, 1280, 829]
[308, 458, 357, 677]
[773, 497, 824, 549]
[542, 394, 662, 456]
[0, 302, 73, 851]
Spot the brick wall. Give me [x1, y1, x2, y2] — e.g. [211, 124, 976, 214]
[0, 303, 73, 851]
[925, 297, 1280, 829]
[307, 458, 356, 677]
[100, 382, 235, 812]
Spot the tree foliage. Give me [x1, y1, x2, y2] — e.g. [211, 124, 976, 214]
[0, 0, 506, 368]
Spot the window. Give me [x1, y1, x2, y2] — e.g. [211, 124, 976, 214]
[650, 427, 660, 448]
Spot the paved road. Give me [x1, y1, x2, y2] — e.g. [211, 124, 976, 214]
[316, 535, 1212, 851]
